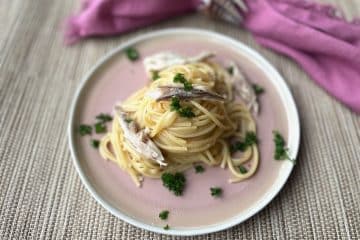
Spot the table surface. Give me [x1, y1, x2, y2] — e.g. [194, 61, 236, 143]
[1, 0, 359, 239]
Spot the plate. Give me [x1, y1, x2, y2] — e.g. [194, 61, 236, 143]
[68, 28, 300, 236]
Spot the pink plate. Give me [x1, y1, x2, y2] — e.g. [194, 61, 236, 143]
[68, 29, 300, 236]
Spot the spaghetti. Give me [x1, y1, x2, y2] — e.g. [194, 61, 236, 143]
[99, 54, 258, 186]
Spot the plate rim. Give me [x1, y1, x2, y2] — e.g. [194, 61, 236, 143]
[68, 28, 300, 236]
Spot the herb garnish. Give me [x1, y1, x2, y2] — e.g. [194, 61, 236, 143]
[273, 131, 295, 163]
[227, 66, 234, 75]
[91, 139, 100, 148]
[152, 71, 160, 81]
[252, 84, 264, 95]
[124, 118, 132, 123]
[170, 97, 195, 118]
[210, 187, 222, 197]
[239, 165, 248, 174]
[194, 165, 205, 173]
[159, 210, 169, 220]
[170, 96, 181, 111]
[79, 124, 92, 136]
[125, 47, 139, 61]
[164, 224, 170, 230]
[161, 172, 186, 196]
[178, 106, 195, 118]
[230, 131, 258, 153]
[94, 122, 106, 133]
[96, 113, 113, 123]
[173, 73, 193, 91]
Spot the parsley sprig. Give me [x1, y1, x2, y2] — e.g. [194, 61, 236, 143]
[194, 165, 205, 173]
[91, 139, 100, 148]
[173, 73, 193, 91]
[79, 124, 92, 136]
[230, 131, 258, 153]
[152, 71, 160, 81]
[273, 131, 295, 163]
[210, 187, 222, 197]
[161, 172, 186, 196]
[159, 210, 169, 220]
[170, 97, 195, 118]
[252, 84, 265, 95]
[125, 47, 139, 61]
[239, 165, 248, 174]
[96, 113, 113, 122]
[94, 122, 106, 134]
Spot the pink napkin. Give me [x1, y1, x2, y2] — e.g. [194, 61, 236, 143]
[65, 0, 360, 113]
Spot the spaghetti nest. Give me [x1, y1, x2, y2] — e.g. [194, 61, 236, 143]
[99, 61, 258, 186]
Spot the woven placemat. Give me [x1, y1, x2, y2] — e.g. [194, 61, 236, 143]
[0, 0, 359, 239]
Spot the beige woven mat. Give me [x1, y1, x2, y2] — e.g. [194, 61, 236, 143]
[1, 0, 359, 239]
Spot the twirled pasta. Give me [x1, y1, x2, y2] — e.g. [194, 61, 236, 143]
[99, 59, 258, 186]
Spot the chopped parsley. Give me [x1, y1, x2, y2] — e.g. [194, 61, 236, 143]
[164, 224, 170, 230]
[170, 96, 181, 111]
[125, 47, 139, 61]
[178, 106, 195, 118]
[230, 131, 258, 153]
[173, 73, 193, 91]
[227, 66, 234, 75]
[244, 131, 258, 145]
[91, 139, 100, 148]
[159, 210, 169, 220]
[161, 172, 186, 196]
[252, 84, 264, 95]
[239, 165, 248, 174]
[152, 71, 160, 81]
[125, 118, 132, 123]
[95, 113, 113, 123]
[194, 165, 205, 173]
[94, 122, 106, 133]
[210, 187, 222, 197]
[170, 97, 195, 118]
[273, 131, 295, 163]
[79, 124, 92, 136]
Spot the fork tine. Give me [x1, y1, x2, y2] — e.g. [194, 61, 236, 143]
[233, 0, 248, 13]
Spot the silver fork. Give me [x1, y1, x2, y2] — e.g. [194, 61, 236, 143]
[201, 0, 248, 25]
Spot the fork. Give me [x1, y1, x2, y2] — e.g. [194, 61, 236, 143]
[201, 0, 248, 25]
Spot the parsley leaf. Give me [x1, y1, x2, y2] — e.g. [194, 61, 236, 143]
[194, 165, 205, 173]
[125, 47, 139, 61]
[159, 210, 169, 220]
[244, 131, 258, 146]
[152, 71, 160, 81]
[95, 113, 113, 123]
[173, 73, 192, 91]
[227, 66, 234, 75]
[124, 118, 132, 123]
[170, 96, 181, 111]
[252, 84, 264, 95]
[94, 122, 106, 134]
[161, 172, 186, 196]
[230, 131, 258, 153]
[91, 139, 100, 148]
[170, 97, 195, 118]
[210, 187, 222, 197]
[164, 224, 170, 230]
[79, 124, 92, 136]
[178, 106, 195, 118]
[273, 131, 295, 163]
[239, 165, 248, 174]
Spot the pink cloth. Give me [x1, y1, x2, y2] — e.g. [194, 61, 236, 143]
[65, 0, 360, 113]
[65, 0, 202, 44]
